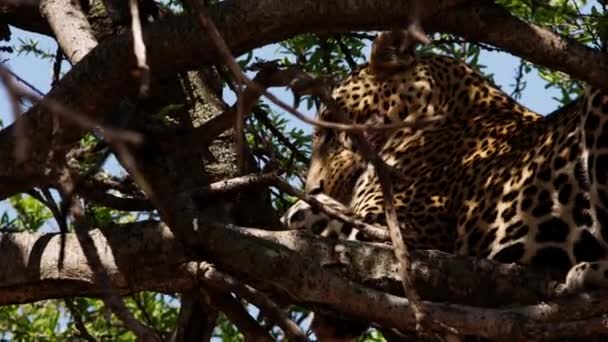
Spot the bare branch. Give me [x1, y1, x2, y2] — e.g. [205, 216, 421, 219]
[336, 36, 359, 70]
[52, 45, 63, 87]
[68, 195, 160, 341]
[0, 67, 143, 146]
[195, 172, 390, 241]
[129, 0, 150, 96]
[0, 222, 555, 306]
[271, 175, 391, 241]
[65, 299, 97, 342]
[5, 219, 608, 339]
[351, 131, 432, 331]
[252, 108, 309, 165]
[0, 64, 28, 163]
[170, 293, 217, 342]
[199, 262, 309, 342]
[39, 0, 97, 63]
[200, 287, 274, 342]
[187, 0, 249, 173]
[0, 65, 45, 96]
[75, 181, 153, 211]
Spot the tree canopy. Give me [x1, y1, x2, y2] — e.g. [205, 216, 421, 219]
[1, 0, 608, 340]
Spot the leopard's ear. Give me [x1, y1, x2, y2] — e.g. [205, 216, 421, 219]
[369, 30, 418, 79]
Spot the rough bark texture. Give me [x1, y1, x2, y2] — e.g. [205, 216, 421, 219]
[2, 221, 607, 339]
[39, 0, 98, 62]
[0, 221, 555, 307]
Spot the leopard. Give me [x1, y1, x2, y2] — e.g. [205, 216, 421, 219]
[281, 30, 608, 341]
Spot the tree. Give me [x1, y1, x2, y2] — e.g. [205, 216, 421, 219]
[1, 0, 608, 340]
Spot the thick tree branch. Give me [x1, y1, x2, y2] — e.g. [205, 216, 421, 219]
[2, 220, 608, 339]
[39, 0, 98, 63]
[4, 0, 608, 198]
[0, 221, 543, 306]
[0, 221, 192, 305]
[429, 1, 608, 92]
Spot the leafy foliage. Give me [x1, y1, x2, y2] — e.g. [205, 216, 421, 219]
[7, 194, 52, 232]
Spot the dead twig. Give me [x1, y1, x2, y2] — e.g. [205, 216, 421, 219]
[252, 107, 309, 165]
[26, 187, 70, 266]
[270, 175, 391, 242]
[192, 172, 390, 241]
[335, 36, 359, 70]
[52, 45, 63, 87]
[350, 131, 434, 332]
[200, 287, 274, 342]
[65, 299, 97, 342]
[193, 60, 440, 156]
[0, 65, 142, 146]
[0, 63, 45, 96]
[187, 0, 248, 173]
[185, 16, 439, 157]
[68, 194, 160, 342]
[198, 262, 309, 342]
[75, 180, 153, 212]
[309, 29, 444, 335]
[129, 0, 150, 96]
[193, 172, 280, 198]
[0, 65, 29, 163]
[245, 65, 442, 133]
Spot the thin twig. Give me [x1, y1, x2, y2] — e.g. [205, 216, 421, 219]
[188, 0, 248, 173]
[571, 0, 602, 50]
[27, 187, 70, 266]
[350, 132, 432, 332]
[336, 36, 359, 70]
[313, 29, 448, 334]
[194, 61, 438, 155]
[198, 262, 309, 342]
[192, 172, 389, 241]
[131, 294, 169, 338]
[0, 65, 142, 145]
[510, 59, 527, 100]
[343, 32, 377, 40]
[0, 63, 45, 96]
[129, 0, 150, 96]
[52, 45, 63, 87]
[248, 68, 441, 133]
[65, 299, 97, 342]
[79, 189, 152, 211]
[252, 108, 309, 164]
[318, 36, 333, 73]
[200, 287, 274, 342]
[193, 172, 280, 197]
[0, 65, 28, 163]
[68, 194, 160, 342]
[186, 13, 440, 147]
[271, 175, 391, 242]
